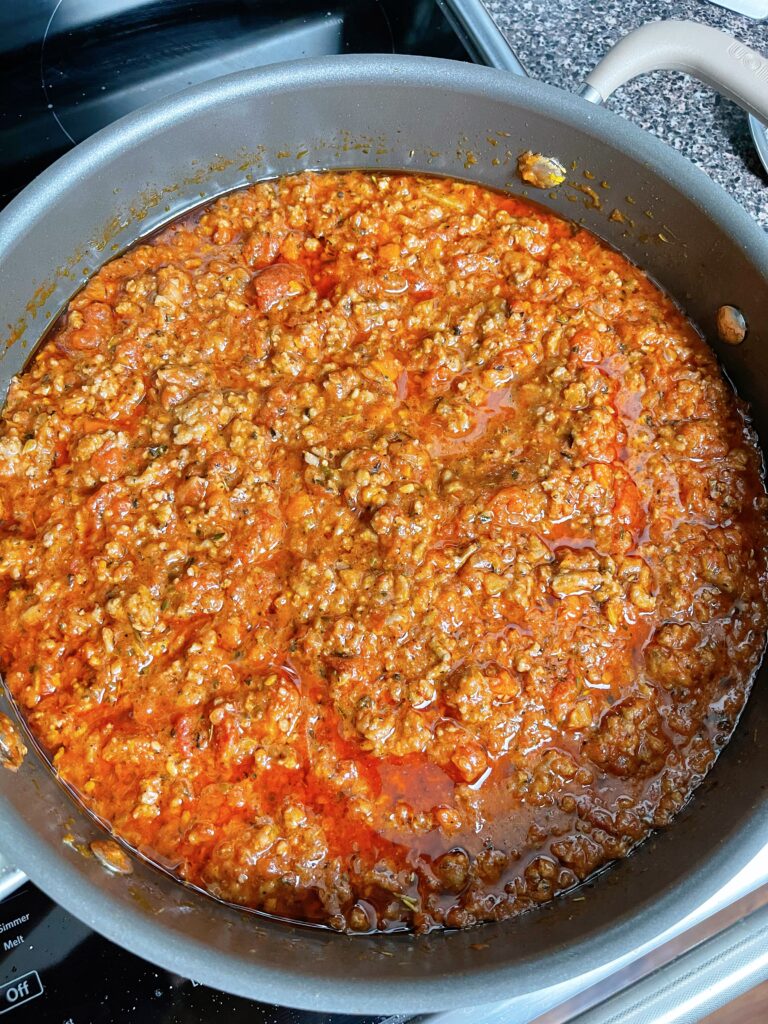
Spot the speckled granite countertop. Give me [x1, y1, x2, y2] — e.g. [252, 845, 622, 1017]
[483, 0, 768, 227]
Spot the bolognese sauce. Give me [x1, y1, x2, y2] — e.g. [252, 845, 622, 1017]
[0, 171, 766, 932]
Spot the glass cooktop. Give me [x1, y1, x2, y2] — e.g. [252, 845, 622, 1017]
[1, 879, 392, 1024]
[0, 0, 522, 207]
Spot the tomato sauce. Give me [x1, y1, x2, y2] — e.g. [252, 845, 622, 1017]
[0, 171, 766, 933]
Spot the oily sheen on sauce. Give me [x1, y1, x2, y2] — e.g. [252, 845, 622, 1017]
[0, 171, 766, 933]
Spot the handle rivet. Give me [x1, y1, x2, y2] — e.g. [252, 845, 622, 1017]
[716, 305, 747, 345]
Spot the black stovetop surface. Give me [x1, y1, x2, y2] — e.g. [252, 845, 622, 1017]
[0, 2, 484, 1019]
[0, 0, 479, 207]
[0, 882, 388, 1023]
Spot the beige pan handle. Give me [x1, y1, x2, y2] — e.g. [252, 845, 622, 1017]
[578, 19, 768, 124]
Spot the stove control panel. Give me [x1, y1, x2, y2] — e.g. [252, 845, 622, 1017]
[0, 972, 44, 1015]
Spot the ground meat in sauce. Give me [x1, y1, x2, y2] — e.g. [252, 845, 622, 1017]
[1, 170, 766, 933]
